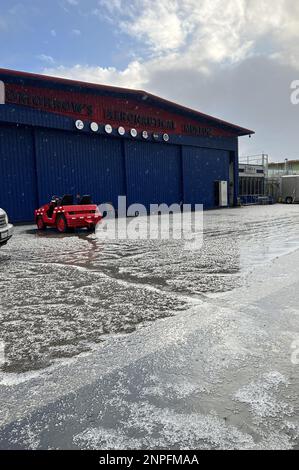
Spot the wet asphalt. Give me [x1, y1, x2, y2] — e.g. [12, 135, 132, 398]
[0, 205, 299, 449]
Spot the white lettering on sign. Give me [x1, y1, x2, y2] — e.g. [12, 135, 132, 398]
[0, 81, 5, 104]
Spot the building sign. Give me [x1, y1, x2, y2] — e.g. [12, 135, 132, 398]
[182, 123, 212, 137]
[5, 88, 93, 117]
[104, 109, 176, 130]
[2, 81, 234, 138]
[239, 164, 265, 177]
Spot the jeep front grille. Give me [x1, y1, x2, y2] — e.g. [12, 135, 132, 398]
[0, 214, 6, 228]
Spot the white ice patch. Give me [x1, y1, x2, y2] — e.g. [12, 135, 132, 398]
[73, 402, 255, 450]
[73, 427, 144, 450]
[234, 371, 292, 418]
[140, 380, 204, 399]
[0, 370, 43, 387]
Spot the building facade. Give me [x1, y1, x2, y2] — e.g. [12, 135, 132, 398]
[238, 163, 266, 204]
[0, 69, 253, 222]
[268, 160, 299, 177]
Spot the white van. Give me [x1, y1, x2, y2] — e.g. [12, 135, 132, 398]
[0, 208, 13, 247]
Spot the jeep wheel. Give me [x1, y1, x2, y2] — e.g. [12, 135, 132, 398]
[56, 215, 68, 233]
[286, 197, 293, 204]
[37, 216, 46, 230]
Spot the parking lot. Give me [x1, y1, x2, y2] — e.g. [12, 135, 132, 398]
[0, 204, 299, 449]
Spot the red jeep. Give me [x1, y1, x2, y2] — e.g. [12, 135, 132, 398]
[35, 195, 102, 233]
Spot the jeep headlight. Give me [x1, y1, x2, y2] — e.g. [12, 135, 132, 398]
[4, 212, 8, 225]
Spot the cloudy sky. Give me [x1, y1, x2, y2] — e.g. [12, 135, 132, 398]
[1, 0, 299, 161]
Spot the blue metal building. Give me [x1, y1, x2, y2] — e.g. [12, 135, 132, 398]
[0, 69, 254, 222]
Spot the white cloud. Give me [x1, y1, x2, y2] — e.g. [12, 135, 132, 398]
[66, 0, 79, 5]
[50, 29, 57, 37]
[121, 2, 187, 53]
[71, 29, 81, 36]
[44, 61, 147, 89]
[96, 0, 299, 66]
[37, 54, 55, 64]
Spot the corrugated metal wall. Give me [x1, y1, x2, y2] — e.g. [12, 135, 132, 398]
[125, 140, 182, 209]
[182, 146, 230, 208]
[0, 122, 233, 222]
[0, 124, 37, 222]
[35, 129, 126, 207]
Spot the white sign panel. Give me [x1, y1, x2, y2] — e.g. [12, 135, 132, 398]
[0, 81, 5, 104]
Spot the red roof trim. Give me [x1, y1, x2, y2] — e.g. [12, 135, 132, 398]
[0, 68, 254, 136]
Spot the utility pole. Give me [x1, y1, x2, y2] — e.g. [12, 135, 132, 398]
[285, 158, 288, 175]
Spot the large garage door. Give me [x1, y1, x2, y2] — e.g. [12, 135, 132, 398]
[35, 129, 126, 208]
[0, 124, 37, 222]
[125, 141, 182, 210]
[182, 147, 230, 209]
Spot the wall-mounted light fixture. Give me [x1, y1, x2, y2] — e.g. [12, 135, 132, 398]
[105, 124, 113, 134]
[90, 122, 99, 132]
[75, 120, 84, 130]
[118, 126, 125, 136]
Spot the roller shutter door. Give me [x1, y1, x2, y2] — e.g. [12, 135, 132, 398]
[0, 124, 37, 222]
[125, 140, 182, 210]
